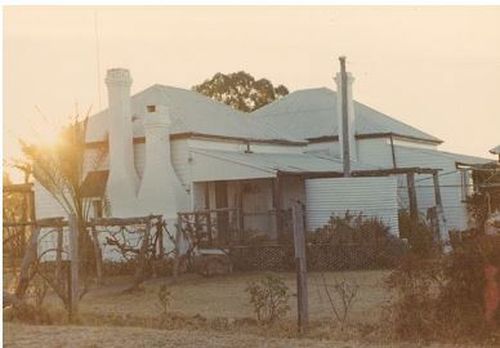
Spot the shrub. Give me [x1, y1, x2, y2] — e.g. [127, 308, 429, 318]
[245, 274, 290, 324]
[467, 193, 490, 228]
[30, 274, 48, 310]
[398, 210, 436, 257]
[4, 302, 54, 325]
[386, 234, 500, 343]
[308, 211, 407, 269]
[386, 253, 444, 341]
[320, 274, 359, 326]
[158, 284, 172, 316]
[192, 254, 232, 277]
[309, 211, 391, 245]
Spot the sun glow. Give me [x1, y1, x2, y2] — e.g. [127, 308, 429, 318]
[31, 125, 63, 149]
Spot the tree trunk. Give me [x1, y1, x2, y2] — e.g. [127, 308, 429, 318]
[91, 226, 103, 286]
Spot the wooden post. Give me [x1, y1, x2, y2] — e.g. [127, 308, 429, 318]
[157, 219, 164, 260]
[9, 227, 17, 275]
[15, 225, 41, 298]
[68, 213, 79, 319]
[173, 215, 183, 281]
[91, 226, 103, 286]
[237, 181, 244, 242]
[55, 226, 63, 286]
[273, 175, 283, 241]
[432, 171, 447, 242]
[130, 219, 151, 290]
[389, 133, 397, 169]
[292, 201, 308, 333]
[407, 172, 419, 237]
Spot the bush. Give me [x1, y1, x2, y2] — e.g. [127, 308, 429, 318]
[386, 235, 500, 343]
[319, 274, 359, 326]
[308, 211, 407, 269]
[309, 211, 391, 245]
[192, 254, 232, 277]
[158, 284, 172, 315]
[4, 302, 54, 325]
[245, 274, 290, 324]
[398, 210, 437, 257]
[386, 253, 444, 341]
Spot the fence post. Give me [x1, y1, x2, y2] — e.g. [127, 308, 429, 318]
[157, 218, 164, 260]
[55, 226, 63, 286]
[91, 225, 103, 286]
[432, 171, 447, 242]
[406, 172, 419, 238]
[292, 201, 309, 333]
[68, 213, 79, 320]
[130, 218, 151, 290]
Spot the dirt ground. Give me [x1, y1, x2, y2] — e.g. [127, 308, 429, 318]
[4, 271, 393, 347]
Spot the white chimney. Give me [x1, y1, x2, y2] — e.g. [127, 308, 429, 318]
[105, 68, 139, 217]
[334, 67, 357, 167]
[137, 105, 187, 220]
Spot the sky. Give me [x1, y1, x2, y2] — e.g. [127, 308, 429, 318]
[3, 6, 500, 180]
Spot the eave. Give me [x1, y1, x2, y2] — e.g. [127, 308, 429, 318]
[306, 132, 443, 145]
[85, 132, 307, 149]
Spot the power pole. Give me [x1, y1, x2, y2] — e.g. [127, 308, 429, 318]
[339, 56, 351, 177]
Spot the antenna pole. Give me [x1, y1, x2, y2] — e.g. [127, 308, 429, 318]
[94, 10, 102, 110]
[339, 56, 351, 177]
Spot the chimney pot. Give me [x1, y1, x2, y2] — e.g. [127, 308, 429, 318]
[105, 68, 132, 86]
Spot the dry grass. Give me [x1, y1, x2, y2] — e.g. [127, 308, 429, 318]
[75, 271, 391, 323]
[5, 270, 394, 346]
[3, 322, 379, 348]
[4, 322, 480, 348]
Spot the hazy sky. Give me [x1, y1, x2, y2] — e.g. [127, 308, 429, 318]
[4, 6, 500, 173]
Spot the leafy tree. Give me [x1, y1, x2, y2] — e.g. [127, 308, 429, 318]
[192, 71, 289, 112]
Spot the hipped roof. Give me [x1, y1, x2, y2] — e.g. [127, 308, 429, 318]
[251, 88, 442, 143]
[86, 85, 442, 145]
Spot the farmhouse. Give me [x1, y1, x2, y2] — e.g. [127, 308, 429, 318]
[34, 67, 490, 259]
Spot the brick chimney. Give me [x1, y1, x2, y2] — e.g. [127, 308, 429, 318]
[105, 68, 139, 217]
[137, 105, 179, 219]
[137, 105, 190, 253]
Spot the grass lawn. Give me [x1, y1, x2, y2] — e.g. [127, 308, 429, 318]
[4, 270, 394, 347]
[76, 270, 391, 323]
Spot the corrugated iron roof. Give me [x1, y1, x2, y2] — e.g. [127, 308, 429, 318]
[86, 85, 443, 146]
[191, 148, 379, 175]
[86, 85, 302, 144]
[394, 146, 492, 167]
[251, 87, 443, 143]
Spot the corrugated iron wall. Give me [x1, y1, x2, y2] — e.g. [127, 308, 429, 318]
[305, 177, 400, 235]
